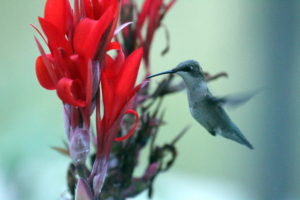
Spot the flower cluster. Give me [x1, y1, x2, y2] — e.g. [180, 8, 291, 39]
[34, 0, 146, 196]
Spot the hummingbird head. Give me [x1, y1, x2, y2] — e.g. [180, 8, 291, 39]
[147, 60, 205, 80]
[174, 60, 204, 79]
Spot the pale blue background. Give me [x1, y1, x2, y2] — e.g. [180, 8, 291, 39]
[0, 0, 299, 199]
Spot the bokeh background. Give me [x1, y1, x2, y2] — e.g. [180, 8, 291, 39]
[0, 0, 299, 199]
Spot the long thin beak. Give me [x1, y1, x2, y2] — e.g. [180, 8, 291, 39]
[146, 70, 175, 79]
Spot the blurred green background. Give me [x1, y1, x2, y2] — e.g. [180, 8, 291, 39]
[0, 0, 299, 199]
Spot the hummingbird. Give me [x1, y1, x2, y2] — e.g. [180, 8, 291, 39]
[147, 60, 254, 149]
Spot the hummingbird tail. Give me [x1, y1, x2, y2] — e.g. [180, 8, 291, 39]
[240, 137, 254, 150]
[223, 129, 254, 150]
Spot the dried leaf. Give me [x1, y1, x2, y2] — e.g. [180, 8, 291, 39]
[51, 146, 70, 157]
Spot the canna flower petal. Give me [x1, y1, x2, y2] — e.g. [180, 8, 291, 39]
[35, 56, 56, 90]
[44, 0, 73, 35]
[34, 37, 59, 84]
[84, 60, 94, 106]
[107, 51, 125, 79]
[116, 48, 143, 97]
[38, 17, 72, 54]
[83, 0, 95, 19]
[73, 6, 115, 59]
[73, 18, 94, 57]
[106, 41, 121, 51]
[136, 0, 151, 32]
[101, 52, 125, 122]
[91, 0, 102, 19]
[56, 78, 86, 107]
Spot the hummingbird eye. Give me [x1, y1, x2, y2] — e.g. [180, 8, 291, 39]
[181, 66, 193, 72]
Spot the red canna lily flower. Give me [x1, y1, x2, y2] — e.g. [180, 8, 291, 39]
[95, 47, 143, 158]
[137, 0, 176, 71]
[34, 0, 121, 166]
[91, 48, 144, 194]
[120, 0, 176, 74]
[35, 0, 146, 196]
[35, 0, 120, 108]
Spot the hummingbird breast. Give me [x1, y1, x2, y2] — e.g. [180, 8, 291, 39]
[189, 100, 217, 132]
[186, 83, 215, 129]
[186, 82, 230, 134]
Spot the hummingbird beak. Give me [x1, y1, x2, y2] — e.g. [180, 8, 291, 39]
[146, 70, 176, 79]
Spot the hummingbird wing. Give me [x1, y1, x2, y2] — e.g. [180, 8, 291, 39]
[207, 90, 259, 109]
